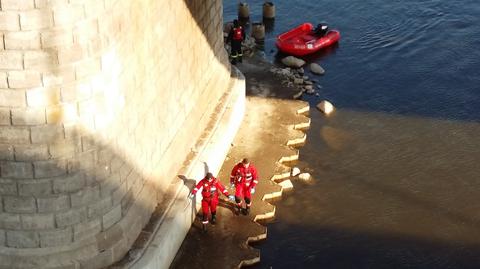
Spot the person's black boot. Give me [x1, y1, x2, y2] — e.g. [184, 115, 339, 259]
[242, 207, 250, 215]
[211, 213, 217, 225]
[231, 59, 237, 65]
[235, 206, 242, 215]
[238, 56, 243, 63]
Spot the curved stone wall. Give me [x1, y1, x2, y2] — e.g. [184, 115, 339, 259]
[0, 0, 229, 268]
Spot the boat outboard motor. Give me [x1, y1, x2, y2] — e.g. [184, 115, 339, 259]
[314, 24, 328, 36]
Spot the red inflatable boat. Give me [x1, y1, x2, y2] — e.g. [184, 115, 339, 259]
[276, 23, 340, 56]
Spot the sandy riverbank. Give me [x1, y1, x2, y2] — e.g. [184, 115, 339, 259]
[170, 52, 312, 268]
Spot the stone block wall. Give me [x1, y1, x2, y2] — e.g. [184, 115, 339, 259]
[0, 0, 230, 268]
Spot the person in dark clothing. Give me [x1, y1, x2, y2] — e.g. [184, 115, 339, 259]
[227, 19, 246, 65]
[313, 23, 329, 37]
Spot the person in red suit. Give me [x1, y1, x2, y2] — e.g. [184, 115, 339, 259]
[226, 19, 245, 65]
[230, 158, 259, 215]
[189, 172, 235, 228]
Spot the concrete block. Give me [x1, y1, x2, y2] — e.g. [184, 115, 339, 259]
[4, 31, 40, 50]
[0, 126, 30, 144]
[42, 67, 76, 87]
[0, 11, 20, 31]
[75, 58, 101, 79]
[0, 213, 21, 229]
[3, 196, 36, 213]
[278, 179, 293, 190]
[0, 51, 24, 70]
[79, 248, 113, 269]
[55, 206, 87, 227]
[41, 28, 73, 48]
[73, 218, 101, 242]
[39, 226, 73, 247]
[24, 51, 57, 71]
[112, 236, 129, 262]
[81, 136, 97, 152]
[20, 9, 53, 31]
[120, 189, 133, 214]
[99, 176, 119, 198]
[49, 139, 80, 160]
[0, 161, 33, 179]
[6, 230, 39, 248]
[96, 223, 123, 252]
[34, 159, 67, 178]
[37, 194, 70, 213]
[30, 124, 64, 144]
[46, 103, 79, 124]
[0, 179, 17, 195]
[0, 72, 8, 88]
[1, 0, 35, 10]
[67, 150, 96, 174]
[71, 184, 100, 208]
[53, 4, 85, 26]
[11, 107, 46, 125]
[53, 173, 86, 194]
[7, 70, 42, 89]
[14, 144, 50, 161]
[112, 181, 127, 205]
[21, 213, 55, 229]
[57, 44, 87, 64]
[0, 229, 4, 246]
[60, 81, 92, 102]
[18, 179, 52, 196]
[26, 87, 61, 107]
[102, 204, 121, 230]
[0, 108, 11, 125]
[73, 19, 98, 43]
[34, 0, 66, 8]
[0, 145, 14, 161]
[88, 196, 112, 218]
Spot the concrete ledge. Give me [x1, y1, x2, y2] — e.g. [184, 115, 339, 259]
[127, 67, 245, 269]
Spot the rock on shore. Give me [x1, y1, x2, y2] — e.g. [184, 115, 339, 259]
[282, 56, 305, 68]
[317, 100, 335, 115]
[310, 63, 325, 75]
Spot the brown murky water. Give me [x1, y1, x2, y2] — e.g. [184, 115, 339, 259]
[255, 109, 480, 268]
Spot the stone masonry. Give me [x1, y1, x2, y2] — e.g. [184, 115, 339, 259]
[0, 0, 230, 268]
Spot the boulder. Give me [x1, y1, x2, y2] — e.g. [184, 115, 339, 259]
[317, 100, 335, 115]
[297, 67, 304, 74]
[310, 63, 325, 75]
[298, 173, 311, 181]
[304, 85, 313, 91]
[291, 167, 301, 177]
[281, 56, 306, 68]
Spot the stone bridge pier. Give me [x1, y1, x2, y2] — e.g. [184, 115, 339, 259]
[0, 0, 241, 268]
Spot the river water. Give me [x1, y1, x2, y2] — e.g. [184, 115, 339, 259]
[224, 0, 480, 268]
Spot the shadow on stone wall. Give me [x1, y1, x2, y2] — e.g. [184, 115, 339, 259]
[1, 1, 236, 268]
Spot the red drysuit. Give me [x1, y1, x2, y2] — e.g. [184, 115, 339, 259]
[191, 176, 229, 224]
